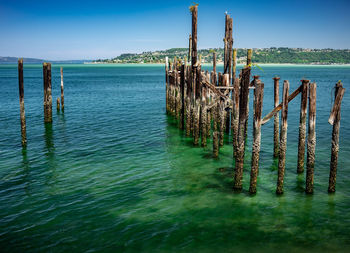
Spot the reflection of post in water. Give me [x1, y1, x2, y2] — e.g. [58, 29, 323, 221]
[21, 148, 30, 195]
[44, 122, 54, 153]
[44, 122, 57, 187]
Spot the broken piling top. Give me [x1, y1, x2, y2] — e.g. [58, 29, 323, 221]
[329, 81, 345, 125]
[190, 4, 198, 67]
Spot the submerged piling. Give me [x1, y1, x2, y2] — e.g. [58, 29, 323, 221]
[60, 67, 64, 111]
[249, 81, 264, 194]
[234, 67, 250, 191]
[273, 77, 280, 158]
[18, 59, 27, 147]
[305, 82, 317, 194]
[276, 80, 289, 195]
[43, 62, 52, 123]
[328, 81, 345, 193]
[297, 80, 309, 173]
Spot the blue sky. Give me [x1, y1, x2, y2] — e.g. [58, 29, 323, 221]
[0, 0, 349, 60]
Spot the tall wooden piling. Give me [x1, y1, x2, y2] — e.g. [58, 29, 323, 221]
[191, 5, 198, 67]
[234, 67, 250, 190]
[273, 77, 280, 158]
[223, 74, 230, 134]
[18, 59, 27, 147]
[306, 82, 316, 194]
[232, 49, 237, 81]
[247, 49, 252, 66]
[180, 64, 185, 130]
[249, 81, 264, 194]
[60, 67, 64, 111]
[212, 52, 217, 85]
[188, 34, 192, 62]
[213, 101, 220, 158]
[328, 82, 345, 193]
[276, 80, 289, 195]
[165, 57, 169, 114]
[43, 62, 52, 123]
[297, 80, 309, 173]
[232, 77, 240, 156]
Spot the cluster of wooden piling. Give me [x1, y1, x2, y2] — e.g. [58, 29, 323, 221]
[165, 6, 346, 195]
[17, 60, 65, 147]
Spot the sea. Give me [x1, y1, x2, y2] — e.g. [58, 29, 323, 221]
[0, 63, 349, 252]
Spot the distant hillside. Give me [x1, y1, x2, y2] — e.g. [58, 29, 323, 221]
[94, 48, 350, 65]
[0, 56, 91, 64]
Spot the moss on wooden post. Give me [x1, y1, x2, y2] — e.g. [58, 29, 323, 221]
[276, 80, 289, 195]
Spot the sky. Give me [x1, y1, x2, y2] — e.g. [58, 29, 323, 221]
[0, 0, 349, 60]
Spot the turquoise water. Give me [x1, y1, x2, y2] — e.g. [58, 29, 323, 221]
[0, 64, 350, 252]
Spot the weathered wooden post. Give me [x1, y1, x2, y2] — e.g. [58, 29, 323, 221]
[273, 77, 280, 158]
[223, 73, 230, 134]
[232, 49, 237, 81]
[213, 101, 220, 158]
[249, 80, 264, 194]
[60, 67, 64, 111]
[247, 49, 252, 66]
[180, 64, 185, 130]
[276, 80, 289, 195]
[43, 62, 52, 123]
[328, 81, 345, 193]
[188, 34, 192, 62]
[306, 82, 317, 194]
[234, 67, 250, 191]
[165, 57, 169, 114]
[191, 5, 198, 68]
[18, 59, 27, 147]
[232, 77, 240, 156]
[201, 87, 207, 147]
[57, 98, 60, 111]
[212, 52, 217, 85]
[297, 80, 309, 173]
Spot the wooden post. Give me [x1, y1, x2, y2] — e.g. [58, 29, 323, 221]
[328, 82, 345, 193]
[188, 34, 192, 62]
[213, 101, 219, 158]
[232, 77, 240, 156]
[247, 49, 252, 66]
[43, 62, 52, 123]
[297, 80, 309, 173]
[306, 82, 316, 194]
[232, 49, 237, 81]
[227, 17, 233, 84]
[193, 101, 200, 146]
[201, 87, 207, 147]
[249, 81, 264, 194]
[212, 52, 217, 86]
[60, 67, 64, 111]
[165, 57, 169, 114]
[272, 77, 280, 157]
[219, 100, 225, 147]
[191, 5, 198, 68]
[18, 59, 27, 147]
[234, 67, 250, 190]
[223, 74, 230, 134]
[57, 97, 60, 111]
[180, 64, 185, 130]
[276, 80, 289, 195]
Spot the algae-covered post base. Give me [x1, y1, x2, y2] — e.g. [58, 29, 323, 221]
[234, 67, 250, 191]
[213, 101, 220, 158]
[60, 67, 64, 112]
[249, 81, 264, 194]
[43, 63, 52, 123]
[273, 77, 280, 158]
[328, 82, 345, 193]
[297, 80, 309, 174]
[306, 82, 317, 194]
[276, 80, 289, 195]
[18, 59, 27, 147]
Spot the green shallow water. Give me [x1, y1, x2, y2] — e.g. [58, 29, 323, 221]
[0, 64, 350, 252]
